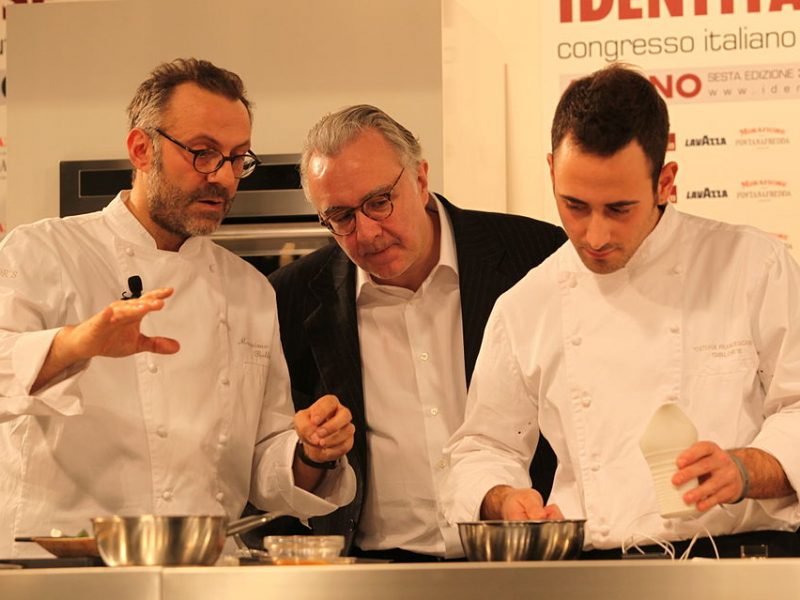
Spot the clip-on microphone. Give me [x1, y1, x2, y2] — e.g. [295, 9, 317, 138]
[121, 275, 143, 300]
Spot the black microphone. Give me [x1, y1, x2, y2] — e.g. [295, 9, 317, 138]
[121, 275, 143, 300]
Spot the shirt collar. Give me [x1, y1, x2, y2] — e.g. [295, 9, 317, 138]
[356, 193, 459, 300]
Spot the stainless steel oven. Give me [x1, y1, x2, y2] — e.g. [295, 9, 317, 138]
[59, 155, 332, 277]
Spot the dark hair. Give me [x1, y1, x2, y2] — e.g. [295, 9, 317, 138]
[300, 104, 422, 189]
[550, 63, 669, 190]
[126, 58, 252, 130]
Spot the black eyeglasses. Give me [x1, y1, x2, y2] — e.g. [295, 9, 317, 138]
[319, 168, 405, 236]
[154, 128, 260, 178]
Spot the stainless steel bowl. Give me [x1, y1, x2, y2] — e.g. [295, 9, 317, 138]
[92, 515, 225, 567]
[92, 513, 283, 566]
[458, 520, 586, 561]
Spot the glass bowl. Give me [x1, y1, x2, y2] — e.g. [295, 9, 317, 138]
[263, 535, 345, 564]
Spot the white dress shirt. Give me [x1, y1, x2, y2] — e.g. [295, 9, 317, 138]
[355, 196, 466, 557]
[0, 193, 355, 558]
[445, 205, 800, 550]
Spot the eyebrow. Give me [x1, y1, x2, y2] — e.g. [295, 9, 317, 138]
[182, 133, 252, 153]
[561, 195, 639, 210]
[322, 182, 395, 216]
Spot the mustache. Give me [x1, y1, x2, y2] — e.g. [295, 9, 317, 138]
[188, 184, 233, 204]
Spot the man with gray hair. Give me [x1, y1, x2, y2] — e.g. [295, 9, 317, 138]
[264, 105, 566, 561]
[0, 58, 355, 559]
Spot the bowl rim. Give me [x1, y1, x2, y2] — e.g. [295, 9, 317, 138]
[457, 519, 586, 526]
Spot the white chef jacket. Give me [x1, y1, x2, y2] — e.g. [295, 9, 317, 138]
[444, 205, 800, 550]
[0, 193, 355, 558]
[355, 195, 466, 557]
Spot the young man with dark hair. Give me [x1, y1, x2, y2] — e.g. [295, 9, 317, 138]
[445, 64, 800, 558]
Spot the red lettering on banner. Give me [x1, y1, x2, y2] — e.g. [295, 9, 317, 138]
[648, 0, 687, 16]
[771, 0, 800, 9]
[582, 0, 614, 21]
[559, 0, 797, 20]
[650, 73, 702, 98]
[721, 0, 762, 13]
[560, 0, 574, 21]
[619, 0, 643, 19]
[4, 0, 45, 21]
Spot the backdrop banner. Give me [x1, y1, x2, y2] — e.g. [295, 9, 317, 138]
[540, 1, 800, 260]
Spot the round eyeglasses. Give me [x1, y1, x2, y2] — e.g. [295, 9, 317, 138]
[318, 168, 404, 236]
[154, 128, 261, 178]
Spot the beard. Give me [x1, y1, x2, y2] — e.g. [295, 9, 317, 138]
[145, 157, 234, 239]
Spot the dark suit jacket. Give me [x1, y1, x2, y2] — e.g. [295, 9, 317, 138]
[249, 195, 567, 551]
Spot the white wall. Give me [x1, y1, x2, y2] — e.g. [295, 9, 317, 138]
[6, 0, 442, 228]
[443, 1, 551, 222]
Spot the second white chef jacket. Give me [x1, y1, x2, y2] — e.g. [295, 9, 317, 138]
[445, 205, 800, 550]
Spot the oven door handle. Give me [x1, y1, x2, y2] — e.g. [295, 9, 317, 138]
[211, 224, 328, 242]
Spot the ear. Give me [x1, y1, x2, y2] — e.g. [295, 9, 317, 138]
[547, 153, 555, 184]
[415, 159, 430, 201]
[127, 128, 154, 172]
[656, 161, 678, 206]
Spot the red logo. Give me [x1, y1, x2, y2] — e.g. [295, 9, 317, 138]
[4, 0, 45, 21]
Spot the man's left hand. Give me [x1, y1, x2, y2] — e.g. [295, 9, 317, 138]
[294, 394, 355, 465]
[672, 441, 743, 511]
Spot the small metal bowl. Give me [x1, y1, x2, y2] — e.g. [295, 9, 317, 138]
[458, 520, 585, 561]
[92, 515, 226, 567]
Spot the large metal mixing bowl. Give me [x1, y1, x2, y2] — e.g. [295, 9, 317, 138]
[92, 513, 281, 566]
[458, 520, 586, 561]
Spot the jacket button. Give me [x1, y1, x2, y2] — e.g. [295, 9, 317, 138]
[348, 519, 356, 531]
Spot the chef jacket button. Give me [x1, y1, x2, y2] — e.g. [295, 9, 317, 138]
[557, 272, 570, 284]
[420, 352, 429, 361]
[218, 433, 229, 445]
[671, 265, 682, 275]
[125, 247, 134, 257]
[218, 313, 227, 325]
[664, 520, 674, 530]
[568, 277, 577, 288]
[162, 490, 173, 501]
[437, 458, 448, 469]
[599, 525, 610, 537]
[147, 363, 158, 374]
[571, 336, 582, 346]
[216, 492, 225, 502]
[581, 394, 592, 408]
[667, 394, 679, 402]
[209, 264, 216, 273]
[348, 519, 356, 531]
[430, 407, 439, 416]
[669, 324, 680, 334]
[220, 375, 230, 386]
[591, 462, 600, 472]
[156, 426, 168, 438]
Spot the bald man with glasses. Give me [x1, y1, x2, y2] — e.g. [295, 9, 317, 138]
[255, 105, 566, 562]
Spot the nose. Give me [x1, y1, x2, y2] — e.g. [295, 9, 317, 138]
[206, 160, 238, 193]
[585, 212, 611, 249]
[352, 209, 383, 239]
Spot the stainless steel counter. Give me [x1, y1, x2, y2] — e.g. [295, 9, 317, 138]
[3, 560, 799, 600]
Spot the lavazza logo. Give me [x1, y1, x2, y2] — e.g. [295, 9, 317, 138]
[737, 179, 792, 201]
[682, 134, 727, 148]
[735, 127, 792, 148]
[685, 187, 729, 200]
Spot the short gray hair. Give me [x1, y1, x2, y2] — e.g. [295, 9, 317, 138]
[300, 104, 422, 188]
[127, 57, 252, 131]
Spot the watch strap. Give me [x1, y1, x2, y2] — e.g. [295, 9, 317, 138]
[295, 440, 337, 470]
